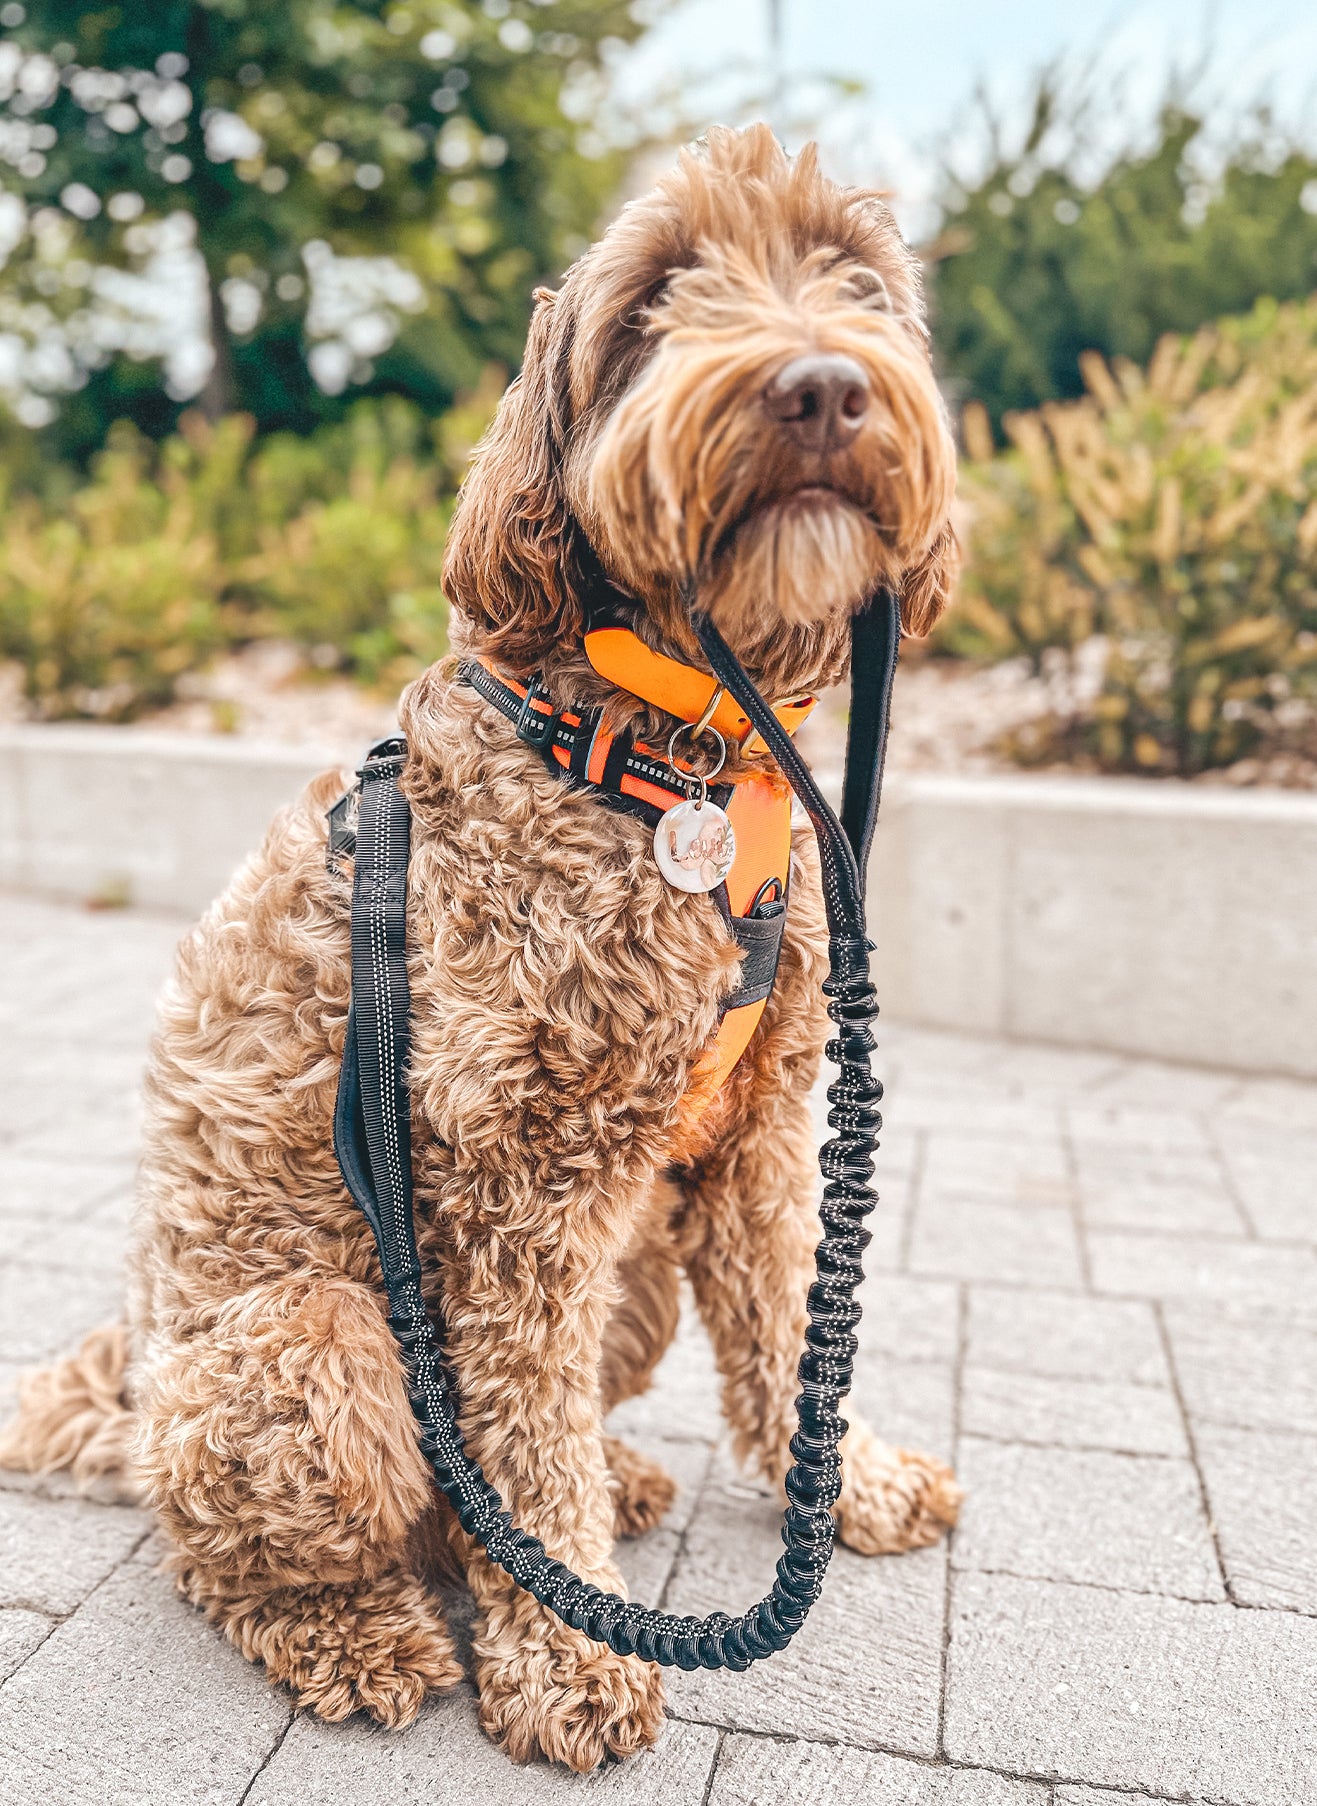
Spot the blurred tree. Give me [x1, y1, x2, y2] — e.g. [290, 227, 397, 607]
[929, 76, 1317, 434]
[0, 0, 642, 458]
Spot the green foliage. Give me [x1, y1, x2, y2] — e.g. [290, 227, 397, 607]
[0, 0, 641, 457]
[930, 76, 1317, 432]
[945, 299, 1317, 776]
[242, 448, 450, 686]
[0, 456, 225, 719]
[0, 391, 491, 717]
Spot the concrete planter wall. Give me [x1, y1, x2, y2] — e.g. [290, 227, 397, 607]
[2, 727, 1314, 1078]
[870, 774, 1317, 1079]
[0, 725, 341, 916]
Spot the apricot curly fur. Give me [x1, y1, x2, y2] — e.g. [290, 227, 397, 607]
[0, 125, 960, 1769]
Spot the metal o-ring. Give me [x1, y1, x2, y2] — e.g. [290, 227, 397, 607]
[665, 722, 728, 781]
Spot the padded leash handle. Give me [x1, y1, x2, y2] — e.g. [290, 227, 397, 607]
[335, 591, 900, 1670]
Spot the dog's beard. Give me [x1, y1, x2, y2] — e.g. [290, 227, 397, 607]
[578, 250, 955, 648]
[706, 490, 886, 637]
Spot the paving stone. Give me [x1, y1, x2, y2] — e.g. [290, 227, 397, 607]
[0, 1359, 26, 1428]
[882, 1090, 1067, 1141]
[908, 1201, 1083, 1287]
[865, 1177, 911, 1272]
[1079, 1059, 1244, 1112]
[249, 1691, 719, 1805]
[663, 1454, 945, 1753]
[0, 1078, 64, 1144]
[855, 1273, 961, 1366]
[0, 1490, 144, 1614]
[1072, 1144, 1245, 1235]
[1222, 1074, 1317, 1134]
[965, 1287, 1167, 1385]
[950, 1439, 1223, 1601]
[1215, 1125, 1317, 1244]
[6, 1090, 145, 1163]
[605, 1302, 723, 1447]
[0, 1153, 133, 1222]
[0, 1605, 52, 1681]
[1163, 1304, 1317, 1435]
[1088, 1231, 1317, 1318]
[612, 1436, 712, 1608]
[0, 1545, 291, 1806]
[1055, 1790, 1204, 1806]
[709, 1733, 1048, 1804]
[945, 1570, 1317, 1806]
[968, 1043, 1124, 1097]
[850, 1354, 957, 1463]
[86, 1183, 138, 1229]
[1194, 1422, 1317, 1612]
[877, 1127, 922, 1179]
[920, 1130, 1072, 1209]
[1064, 1104, 1209, 1151]
[9, 1210, 131, 1272]
[0, 1258, 126, 1363]
[961, 1367, 1188, 1457]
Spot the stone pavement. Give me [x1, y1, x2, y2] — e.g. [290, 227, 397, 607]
[0, 891, 1314, 1806]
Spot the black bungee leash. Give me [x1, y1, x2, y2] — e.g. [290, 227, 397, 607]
[333, 585, 901, 1671]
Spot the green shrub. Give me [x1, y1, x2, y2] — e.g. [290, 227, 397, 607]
[241, 457, 450, 690]
[946, 297, 1317, 775]
[0, 389, 498, 718]
[0, 444, 226, 720]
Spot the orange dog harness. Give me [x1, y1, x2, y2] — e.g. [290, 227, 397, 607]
[456, 615, 816, 1116]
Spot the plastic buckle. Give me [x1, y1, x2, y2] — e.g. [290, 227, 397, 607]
[358, 735, 408, 782]
[516, 681, 557, 749]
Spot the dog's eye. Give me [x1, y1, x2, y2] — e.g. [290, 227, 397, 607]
[623, 278, 670, 332]
[840, 269, 892, 312]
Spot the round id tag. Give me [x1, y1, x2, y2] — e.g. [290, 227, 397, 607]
[654, 797, 736, 894]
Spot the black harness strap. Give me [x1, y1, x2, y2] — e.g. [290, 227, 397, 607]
[334, 588, 901, 1671]
[841, 595, 902, 889]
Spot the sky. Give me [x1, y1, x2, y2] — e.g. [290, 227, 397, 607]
[614, 0, 1317, 232]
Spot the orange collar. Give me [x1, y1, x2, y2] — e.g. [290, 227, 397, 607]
[582, 619, 816, 752]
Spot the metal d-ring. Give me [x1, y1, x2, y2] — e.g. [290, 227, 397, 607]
[665, 722, 727, 810]
[690, 683, 726, 738]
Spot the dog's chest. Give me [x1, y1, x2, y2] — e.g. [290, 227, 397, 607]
[401, 747, 738, 1143]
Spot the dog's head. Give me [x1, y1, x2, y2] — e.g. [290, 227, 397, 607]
[445, 125, 957, 691]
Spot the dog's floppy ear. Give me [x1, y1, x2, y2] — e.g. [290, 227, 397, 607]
[443, 286, 586, 670]
[897, 523, 959, 637]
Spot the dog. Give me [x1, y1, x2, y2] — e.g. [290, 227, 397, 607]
[0, 125, 961, 1770]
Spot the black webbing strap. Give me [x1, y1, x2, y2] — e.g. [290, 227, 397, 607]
[841, 589, 901, 891]
[334, 591, 899, 1671]
[460, 656, 696, 821]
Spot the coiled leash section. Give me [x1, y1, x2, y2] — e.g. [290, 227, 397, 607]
[334, 588, 901, 1670]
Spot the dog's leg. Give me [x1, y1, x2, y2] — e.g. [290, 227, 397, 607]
[600, 1176, 682, 1538]
[437, 1196, 666, 1771]
[137, 1272, 462, 1727]
[677, 1085, 961, 1554]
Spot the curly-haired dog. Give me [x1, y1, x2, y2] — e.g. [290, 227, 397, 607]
[0, 125, 960, 1769]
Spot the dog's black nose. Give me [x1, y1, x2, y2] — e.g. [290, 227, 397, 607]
[764, 354, 870, 452]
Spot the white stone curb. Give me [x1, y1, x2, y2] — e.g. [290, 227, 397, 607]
[2, 728, 1313, 1077]
[0, 725, 345, 919]
[871, 773, 1317, 1079]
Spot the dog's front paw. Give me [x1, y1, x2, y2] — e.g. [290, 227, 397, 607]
[476, 1607, 665, 1770]
[604, 1435, 678, 1538]
[226, 1570, 464, 1730]
[833, 1427, 962, 1556]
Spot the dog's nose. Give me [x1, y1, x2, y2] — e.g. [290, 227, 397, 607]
[763, 354, 870, 452]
